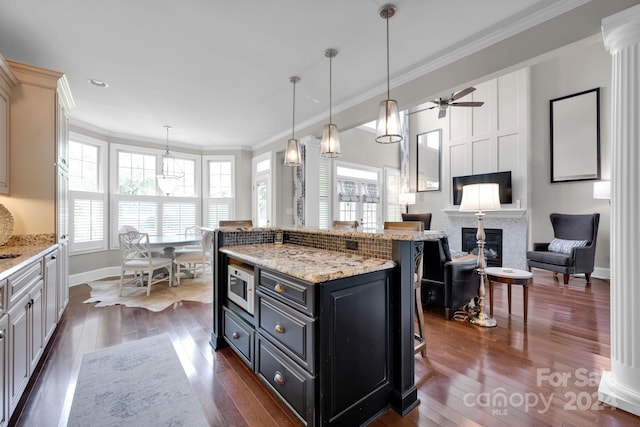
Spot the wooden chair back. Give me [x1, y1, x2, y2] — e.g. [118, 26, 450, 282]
[383, 221, 423, 232]
[332, 220, 358, 230]
[219, 220, 253, 227]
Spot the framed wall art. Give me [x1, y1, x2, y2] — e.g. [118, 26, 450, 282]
[550, 87, 601, 183]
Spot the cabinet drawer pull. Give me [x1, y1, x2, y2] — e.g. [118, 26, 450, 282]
[231, 332, 240, 339]
[274, 371, 285, 385]
[274, 283, 285, 293]
[274, 323, 285, 334]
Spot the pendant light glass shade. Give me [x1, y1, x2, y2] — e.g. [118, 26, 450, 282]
[321, 48, 341, 158]
[376, 99, 402, 143]
[375, 4, 402, 144]
[284, 76, 302, 166]
[285, 138, 301, 165]
[320, 124, 340, 158]
[156, 126, 184, 195]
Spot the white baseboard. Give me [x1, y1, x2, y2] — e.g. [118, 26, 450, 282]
[70, 266, 120, 287]
[592, 267, 610, 280]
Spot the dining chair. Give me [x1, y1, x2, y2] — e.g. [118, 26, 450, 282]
[176, 229, 214, 283]
[178, 225, 202, 251]
[383, 221, 423, 232]
[118, 230, 174, 296]
[401, 213, 432, 231]
[332, 220, 358, 230]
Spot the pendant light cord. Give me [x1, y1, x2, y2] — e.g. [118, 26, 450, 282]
[329, 53, 333, 125]
[386, 12, 391, 101]
[164, 125, 171, 154]
[291, 79, 296, 139]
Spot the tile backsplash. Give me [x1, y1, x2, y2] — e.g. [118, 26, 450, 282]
[220, 229, 392, 260]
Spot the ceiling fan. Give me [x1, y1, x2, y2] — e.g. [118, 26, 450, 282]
[410, 87, 484, 119]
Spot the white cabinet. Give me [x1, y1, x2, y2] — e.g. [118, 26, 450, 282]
[8, 293, 29, 414]
[44, 250, 58, 342]
[0, 312, 8, 427]
[57, 242, 69, 319]
[6, 258, 44, 414]
[29, 281, 44, 375]
[0, 55, 17, 195]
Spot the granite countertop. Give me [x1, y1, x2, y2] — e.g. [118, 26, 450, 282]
[220, 243, 396, 283]
[0, 236, 58, 279]
[217, 225, 446, 242]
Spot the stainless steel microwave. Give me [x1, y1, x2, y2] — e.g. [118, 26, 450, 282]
[227, 264, 254, 315]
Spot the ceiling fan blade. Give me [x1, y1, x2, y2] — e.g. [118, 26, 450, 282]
[438, 108, 447, 119]
[450, 101, 485, 107]
[408, 105, 438, 115]
[450, 86, 476, 101]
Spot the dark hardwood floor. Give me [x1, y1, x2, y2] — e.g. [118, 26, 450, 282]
[11, 270, 640, 426]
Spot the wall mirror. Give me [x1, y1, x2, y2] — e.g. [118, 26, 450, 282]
[417, 129, 441, 191]
[550, 87, 601, 183]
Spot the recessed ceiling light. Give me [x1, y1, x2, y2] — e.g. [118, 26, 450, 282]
[88, 78, 108, 88]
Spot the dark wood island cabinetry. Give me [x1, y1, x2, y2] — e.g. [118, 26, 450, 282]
[210, 227, 444, 426]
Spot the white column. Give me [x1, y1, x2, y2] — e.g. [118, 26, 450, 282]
[599, 4, 640, 416]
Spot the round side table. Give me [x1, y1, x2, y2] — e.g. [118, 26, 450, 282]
[485, 267, 533, 322]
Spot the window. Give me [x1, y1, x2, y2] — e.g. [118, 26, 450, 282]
[318, 158, 331, 229]
[253, 152, 272, 227]
[384, 167, 403, 222]
[334, 163, 382, 231]
[203, 156, 235, 228]
[110, 144, 201, 248]
[68, 134, 108, 254]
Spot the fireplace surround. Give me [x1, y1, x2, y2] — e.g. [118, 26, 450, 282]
[444, 209, 527, 270]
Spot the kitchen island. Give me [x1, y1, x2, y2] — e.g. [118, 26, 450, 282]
[211, 227, 445, 426]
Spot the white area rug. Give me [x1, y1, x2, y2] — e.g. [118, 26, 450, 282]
[67, 334, 209, 426]
[83, 277, 213, 312]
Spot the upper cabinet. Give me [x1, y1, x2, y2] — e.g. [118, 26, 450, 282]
[0, 60, 74, 235]
[0, 55, 18, 195]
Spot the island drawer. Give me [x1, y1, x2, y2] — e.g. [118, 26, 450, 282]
[257, 292, 315, 374]
[258, 269, 315, 316]
[223, 306, 253, 368]
[8, 259, 43, 307]
[256, 335, 315, 426]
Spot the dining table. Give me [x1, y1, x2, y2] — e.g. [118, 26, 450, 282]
[149, 235, 202, 286]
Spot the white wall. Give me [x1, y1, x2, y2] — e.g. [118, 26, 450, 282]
[409, 68, 529, 232]
[529, 37, 611, 277]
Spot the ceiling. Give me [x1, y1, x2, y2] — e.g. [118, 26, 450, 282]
[0, 0, 587, 150]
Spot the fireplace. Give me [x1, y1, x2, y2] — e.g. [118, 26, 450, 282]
[462, 228, 503, 267]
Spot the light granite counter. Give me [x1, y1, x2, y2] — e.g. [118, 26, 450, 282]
[0, 234, 57, 279]
[218, 225, 446, 242]
[220, 243, 396, 283]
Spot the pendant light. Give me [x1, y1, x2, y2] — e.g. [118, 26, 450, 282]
[375, 4, 402, 144]
[320, 48, 341, 158]
[156, 125, 184, 195]
[284, 76, 302, 166]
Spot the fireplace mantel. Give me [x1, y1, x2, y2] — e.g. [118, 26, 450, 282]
[443, 208, 527, 219]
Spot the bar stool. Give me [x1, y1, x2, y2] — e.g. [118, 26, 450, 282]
[414, 248, 427, 357]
